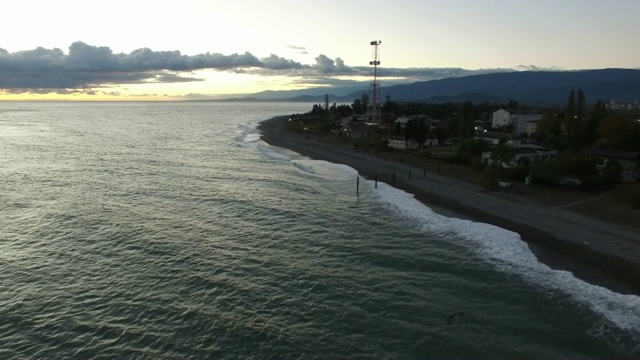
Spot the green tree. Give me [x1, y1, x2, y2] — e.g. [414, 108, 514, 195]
[361, 93, 369, 118]
[351, 99, 363, 114]
[563, 88, 588, 148]
[415, 118, 427, 144]
[458, 101, 474, 139]
[491, 139, 516, 167]
[530, 158, 569, 185]
[601, 159, 623, 186]
[585, 100, 607, 146]
[564, 90, 575, 136]
[457, 138, 491, 157]
[598, 114, 638, 150]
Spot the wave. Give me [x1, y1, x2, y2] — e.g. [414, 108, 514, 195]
[292, 159, 358, 181]
[370, 179, 640, 343]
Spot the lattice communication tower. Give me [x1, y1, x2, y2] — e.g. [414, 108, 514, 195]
[367, 40, 382, 125]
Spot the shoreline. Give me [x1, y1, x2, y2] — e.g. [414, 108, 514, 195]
[258, 116, 640, 296]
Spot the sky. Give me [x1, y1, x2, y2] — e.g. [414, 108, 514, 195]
[1, 0, 639, 101]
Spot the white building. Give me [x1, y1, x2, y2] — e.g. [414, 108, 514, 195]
[481, 148, 557, 168]
[387, 136, 420, 150]
[394, 117, 413, 128]
[492, 109, 542, 135]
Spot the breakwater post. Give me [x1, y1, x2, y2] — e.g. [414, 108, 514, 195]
[375, 173, 378, 188]
[357, 177, 359, 195]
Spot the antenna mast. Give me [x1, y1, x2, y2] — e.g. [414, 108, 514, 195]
[367, 40, 382, 126]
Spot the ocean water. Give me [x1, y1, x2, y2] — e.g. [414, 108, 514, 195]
[0, 101, 638, 359]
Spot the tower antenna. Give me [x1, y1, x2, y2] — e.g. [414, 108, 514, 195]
[367, 40, 382, 126]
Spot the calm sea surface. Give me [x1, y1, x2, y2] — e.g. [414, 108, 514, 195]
[0, 102, 638, 358]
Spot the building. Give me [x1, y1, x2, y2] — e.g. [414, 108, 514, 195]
[492, 109, 542, 135]
[481, 148, 557, 168]
[423, 138, 439, 146]
[584, 148, 640, 182]
[393, 117, 413, 129]
[525, 120, 539, 136]
[341, 123, 370, 139]
[474, 132, 521, 147]
[387, 136, 420, 150]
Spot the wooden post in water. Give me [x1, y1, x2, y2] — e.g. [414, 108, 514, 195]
[356, 177, 359, 195]
[375, 173, 378, 188]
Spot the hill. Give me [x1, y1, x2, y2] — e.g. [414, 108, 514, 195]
[376, 68, 640, 105]
[226, 68, 640, 106]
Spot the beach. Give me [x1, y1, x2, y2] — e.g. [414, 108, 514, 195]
[259, 116, 640, 295]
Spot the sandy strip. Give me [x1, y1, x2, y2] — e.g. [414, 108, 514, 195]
[258, 116, 640, 295]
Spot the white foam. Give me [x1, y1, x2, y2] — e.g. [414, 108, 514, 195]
[292, 159, 358, 181]
[235, 123, 255, 143]
[255, 143, 293, 161]
[243, 133, 261, 143]
[370, 180, 640, 338]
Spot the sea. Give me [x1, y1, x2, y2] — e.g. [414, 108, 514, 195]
[0, 101, 638, 359]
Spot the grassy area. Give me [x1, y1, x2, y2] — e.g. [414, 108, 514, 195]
[612, 182, 640, 209]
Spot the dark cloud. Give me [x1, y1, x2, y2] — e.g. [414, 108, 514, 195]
[0, 42, 303, 92]
[0, 42, 517, 94]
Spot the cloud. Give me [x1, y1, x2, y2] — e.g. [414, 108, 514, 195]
[287, 45, 309, 54]
[516, 64, 564, 71]
[0, 42, 518, 94]
[0, 42, 304, 92]
[260, 54, 303, 70]
[312, 55, 355, 74]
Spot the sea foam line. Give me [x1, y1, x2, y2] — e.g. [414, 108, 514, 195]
[247, 123, 639, 339]
[370, 179, 640, 337]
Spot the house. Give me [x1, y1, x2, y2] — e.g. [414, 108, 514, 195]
[492, 109, 542, 135]
[474, 132, 521, 147]
[393, 115, 437, 129]
[473, 120, 488, 134]
[481, 148, 557, 168]
[583, 148, 640, 182]
[423, 138, 439, 146]
[478, 133, 555, 167]
[387, 136, 420, 150]
[394, 117, 413, 128]
[341, 122, 371, 139]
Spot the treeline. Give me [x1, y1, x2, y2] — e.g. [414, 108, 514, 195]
[311, 90, 640, 153]
[534, 90, 640, 152]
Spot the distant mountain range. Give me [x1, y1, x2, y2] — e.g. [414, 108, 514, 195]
[220, 68, 640, 106]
